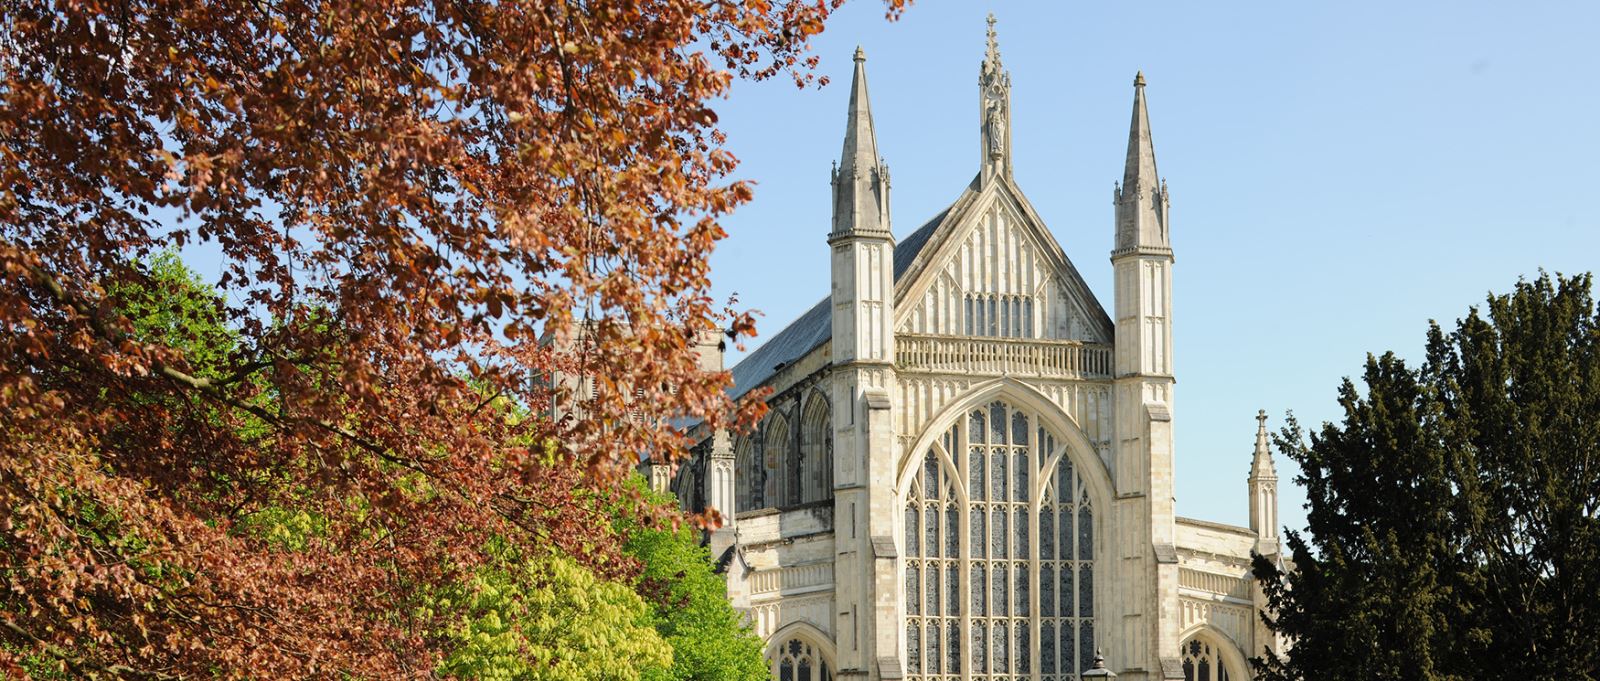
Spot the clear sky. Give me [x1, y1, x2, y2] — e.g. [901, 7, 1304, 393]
[706, 1, 1600, 534]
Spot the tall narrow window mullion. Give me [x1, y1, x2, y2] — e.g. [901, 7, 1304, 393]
[999, 296, 1010, 339]
[903, 402, 1092, 679]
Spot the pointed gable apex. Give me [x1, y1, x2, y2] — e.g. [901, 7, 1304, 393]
[893, 174, 1113, 343]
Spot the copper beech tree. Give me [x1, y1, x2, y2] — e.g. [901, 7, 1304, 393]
[0, 0, 904, 677]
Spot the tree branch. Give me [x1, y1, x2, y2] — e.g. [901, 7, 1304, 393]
[0, 615, 179, 681]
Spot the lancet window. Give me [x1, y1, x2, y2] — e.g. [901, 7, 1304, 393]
[799, 392, 833, 504]
[735, 435, 765, 512]
[903, 399, 1095, 680]
[737, 396, 834, 513]
[963, 294, 1034, 339]
[765, 413, 792, 505]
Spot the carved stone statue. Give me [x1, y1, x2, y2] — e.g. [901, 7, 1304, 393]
[985, 100, 1005, 157]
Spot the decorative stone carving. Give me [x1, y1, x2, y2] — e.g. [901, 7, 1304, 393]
[673, 16, 1287, 680]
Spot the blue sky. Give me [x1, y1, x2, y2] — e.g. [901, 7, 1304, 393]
[706, 1, 1600, 533]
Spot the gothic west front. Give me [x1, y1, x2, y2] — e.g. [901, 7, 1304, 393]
[658, 18, 1287, 681]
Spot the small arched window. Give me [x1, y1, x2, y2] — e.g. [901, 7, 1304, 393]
[735, 435, 764, 512]
[800, 392, 832, 504]
[1181, 638, 1236, 681]
[764, 411, 794, 506]
[770, 636, 833, 681]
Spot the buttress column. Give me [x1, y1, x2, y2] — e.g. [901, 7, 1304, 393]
[1110, 72, 1182, 681]
[828, 46, 901, 680]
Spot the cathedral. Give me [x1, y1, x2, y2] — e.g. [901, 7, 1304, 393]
[665, 17, 1286, 681]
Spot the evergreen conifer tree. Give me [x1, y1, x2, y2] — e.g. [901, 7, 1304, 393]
[1254, 273, 1600, 681]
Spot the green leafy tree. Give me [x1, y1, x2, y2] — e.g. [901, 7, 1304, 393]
[434, 542, 673, 681]
[107, 250, 239, 376]
[1254, 272, 1600, 681]
[621, 483, 768, 681]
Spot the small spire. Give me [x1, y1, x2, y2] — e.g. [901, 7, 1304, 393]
[838, 46, 880, 176]
[1252, 409, 1277, 479]
[831, 45, 889, 238]
[1123, 72, 1157, 188]
[1249, 409, 1280, 547]
[1114, 70, 1166, 253]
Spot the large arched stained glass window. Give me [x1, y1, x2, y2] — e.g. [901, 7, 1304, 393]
[904, 400, 1096, 680]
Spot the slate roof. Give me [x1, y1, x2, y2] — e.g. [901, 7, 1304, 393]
[728, 205, 952, 399]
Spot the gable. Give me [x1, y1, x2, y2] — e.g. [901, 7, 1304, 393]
[894, 176, 1113, 343]
[728, 175, 1113, 401]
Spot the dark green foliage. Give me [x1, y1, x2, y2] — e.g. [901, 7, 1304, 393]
[1254, 272, 1600, 681]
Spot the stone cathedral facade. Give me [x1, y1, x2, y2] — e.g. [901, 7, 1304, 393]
[666, 19, 1286, 681]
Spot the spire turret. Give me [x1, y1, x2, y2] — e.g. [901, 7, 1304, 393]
[978, 14, 1012, 184]
[1250, 409, 1277, 480]
[831, 46, 890, 239]
[1108, 70, 1180, 675]
[1114, 72, 1169, 255]
[1248, 409, 1280, 552]
[824, 46, 898, 675]
[1111, 72, 1174, 379]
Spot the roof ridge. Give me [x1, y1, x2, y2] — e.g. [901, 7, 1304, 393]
[726, 201, 959, 399]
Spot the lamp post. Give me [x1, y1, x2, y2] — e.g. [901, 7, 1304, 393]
[1081, 649, 1116, 680]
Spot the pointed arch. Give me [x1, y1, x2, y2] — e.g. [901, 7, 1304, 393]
[764, 410, 794, 506]
[799, 389, 832, 504]
[896, 377, 1112, 508]
[898, 377, 1113, 678]
[765, 621, 836, 681]
[735, 434, 765, 513]
[1178, 627, 1251, 681]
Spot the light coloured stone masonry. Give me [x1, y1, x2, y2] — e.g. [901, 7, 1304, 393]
[679, 17, 1284, 681]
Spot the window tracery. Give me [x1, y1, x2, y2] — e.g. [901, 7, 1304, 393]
[904, 399, 1095, 680]
[1181, 638, 1234, 681]
[770, 636, 833, 681]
